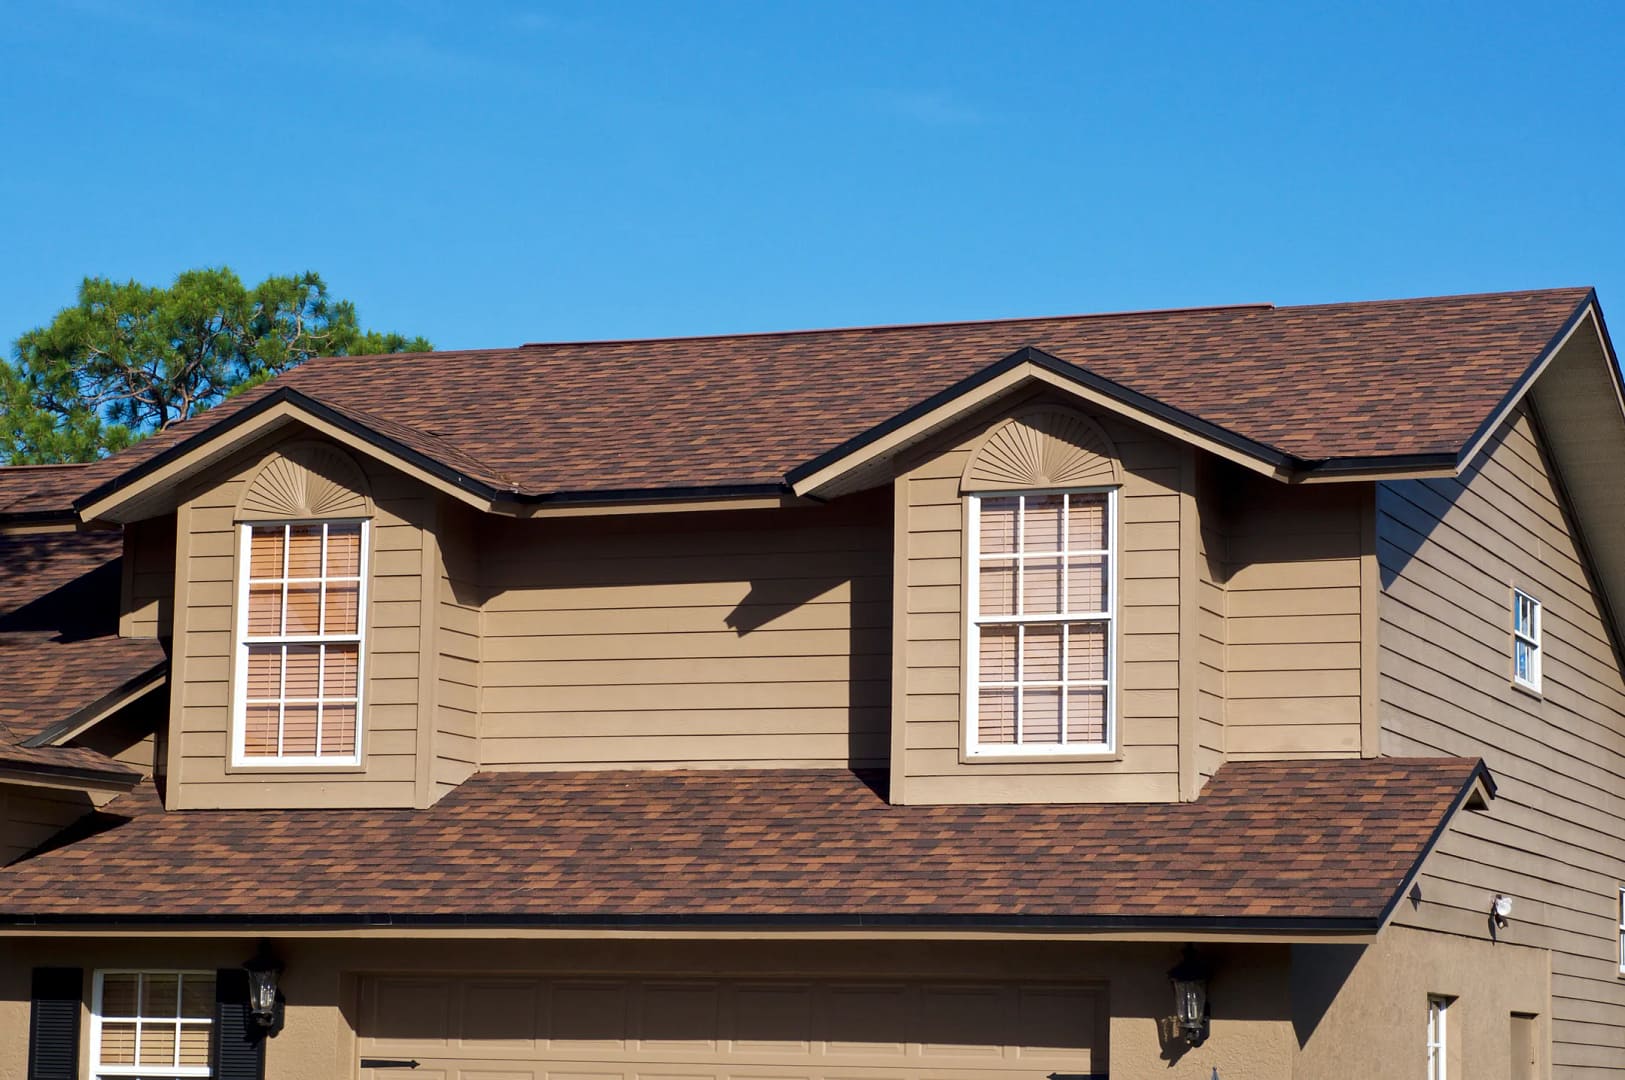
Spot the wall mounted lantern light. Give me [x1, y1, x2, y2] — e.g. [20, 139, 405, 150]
[1168, 944, 1212, 1048]
[1491, 894, 1514, 929]
[243, 942, 284, 1030]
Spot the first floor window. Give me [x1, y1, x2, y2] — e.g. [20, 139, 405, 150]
[1427, 994, 1452, 1080]
[968, 489, 1115, 754]
[1513, 589, 1541, 692]
[92, 970, 214, 1078]
[235, 520, 368, 765]
[1618, 888, 1624, 974]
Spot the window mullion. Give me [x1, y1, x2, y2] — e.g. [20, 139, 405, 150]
[1015, 623, 1024, 745]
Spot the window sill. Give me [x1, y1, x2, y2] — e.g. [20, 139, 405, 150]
[961, 748, 1122, 765]
[226, 760, 366, 775]
[1510, 680, 1543, 701]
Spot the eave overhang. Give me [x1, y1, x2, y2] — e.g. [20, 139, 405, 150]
[21, 663, 169, 749]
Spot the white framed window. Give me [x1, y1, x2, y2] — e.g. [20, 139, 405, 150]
[967, 488, 1116, 755]
[1617, 887, 1624, 975]
[1513, 589, 1542, 692]
[1426, 994, 1451, 1080]
[232, 520, 368, 766]
[90, 970, 214, 1078]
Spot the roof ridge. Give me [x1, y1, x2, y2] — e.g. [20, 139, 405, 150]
[516, 301, 1277, 349]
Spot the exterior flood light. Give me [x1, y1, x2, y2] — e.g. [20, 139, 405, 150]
[1491, 894, 1514, 929]
[243, 942, 284, 1030]
[1167, 944, 1212, 1047]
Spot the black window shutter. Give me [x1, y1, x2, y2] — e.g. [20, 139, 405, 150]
[212, 967, 267, 1080]
[27, 967, 82, 1080]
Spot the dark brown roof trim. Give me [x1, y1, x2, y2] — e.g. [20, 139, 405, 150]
[73, 387, 517, 515]
[0, 911, 1382, 933]
[1450, 289, 1599, 473]
[1373, 758, 1497, 928]
[0, 759, 141, 790]
[21, 661, 169, 748]
[786, 345, 1304, 489]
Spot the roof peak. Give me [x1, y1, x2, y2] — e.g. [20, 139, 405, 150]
[518, 301, 1277, 349]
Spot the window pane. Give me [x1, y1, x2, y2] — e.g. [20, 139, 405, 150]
[1067, 622, 1108, 681]
[282, 702, 319, 756]
[179, 974, 215, 1020]
[249, 526, 285, 579]
[1068, 494, 1108, 550]
[141, 972, 179, 1017]
[285, 583, 321, 634]
[98, 1020, 137, 1065]
[243, 704, 280, 757]
[1515, 641, 1533, 683]
[1067, 686, 1107, 743]
[978, 688, 1016, 744]
[1023, 624, 1062, 681]
[979, 560, 1016, 616]
[979, 625, 1016, 683]
[101, 973, 138, 1018]
[1022, 559, 1063, 615]
[245, 645, 281, 700]
[325, 644, 360, 697]
[178, 1023, 212, 1065]
[1022, 687, 1061, 743]
[1023, 495, 1063, 552]
[326, 523, 362, 576]
[322, 704, 358, 756]
[287, 525, 323, 577]
[1067, 555, 1108, 614]
[979, 498, 1018, 554]
[247, 584, 283, 636]
[283, 645, 320, 698]
[323, 581, 360, 634]
[138, 1022, 177, 1066]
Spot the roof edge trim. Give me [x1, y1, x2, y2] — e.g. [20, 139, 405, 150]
[22, 663, 169, 749]
[0, 760, 143, 793]
[1375, 758, 1498, 929]
[74, 389, 510, 522]
[788, 346, 1303, 496]
[1452, 289, 1601, 475]
[0, 911, 1384, 934]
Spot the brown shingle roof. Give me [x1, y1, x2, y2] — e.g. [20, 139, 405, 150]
[260, 287, 1592, 494]
[16, 287, 1594, 517]
[0, 531, 165, 747]
[0, 758, 1485, 928]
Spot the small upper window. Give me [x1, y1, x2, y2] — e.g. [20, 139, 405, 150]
[233, 521, 367, 766]
[1513, 589, 1542, 692]
[968, 489, 1115, 754]
[1427, 994, 1451, 1080]
[91, 970, 214, 1079]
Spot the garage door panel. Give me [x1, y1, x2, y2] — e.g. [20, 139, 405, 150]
[359, 974, 1105, 1079]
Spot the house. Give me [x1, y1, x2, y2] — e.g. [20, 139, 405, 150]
[0, 286, 1620, 1079]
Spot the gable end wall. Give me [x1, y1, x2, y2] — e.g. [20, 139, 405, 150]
[1378, 401, 1625, 1078]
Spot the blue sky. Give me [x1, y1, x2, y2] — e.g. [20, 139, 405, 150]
[3, 1, 1622, 350]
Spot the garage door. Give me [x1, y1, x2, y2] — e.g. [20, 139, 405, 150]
[356, 973, 1108, 1080]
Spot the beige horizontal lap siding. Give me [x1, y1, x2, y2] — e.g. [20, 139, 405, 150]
[475, 490, 892, 771]
[1195, 457, 1226, 787]
[435, 499, 480, 793]
[1222, 474, 1366, 760]
[166, 432, 429, 810]
[895, 394, 1183, 805]
[0, 785, 93, 866]
[119, 513, 176, 639]
[1378, 403, 1625, 1078]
